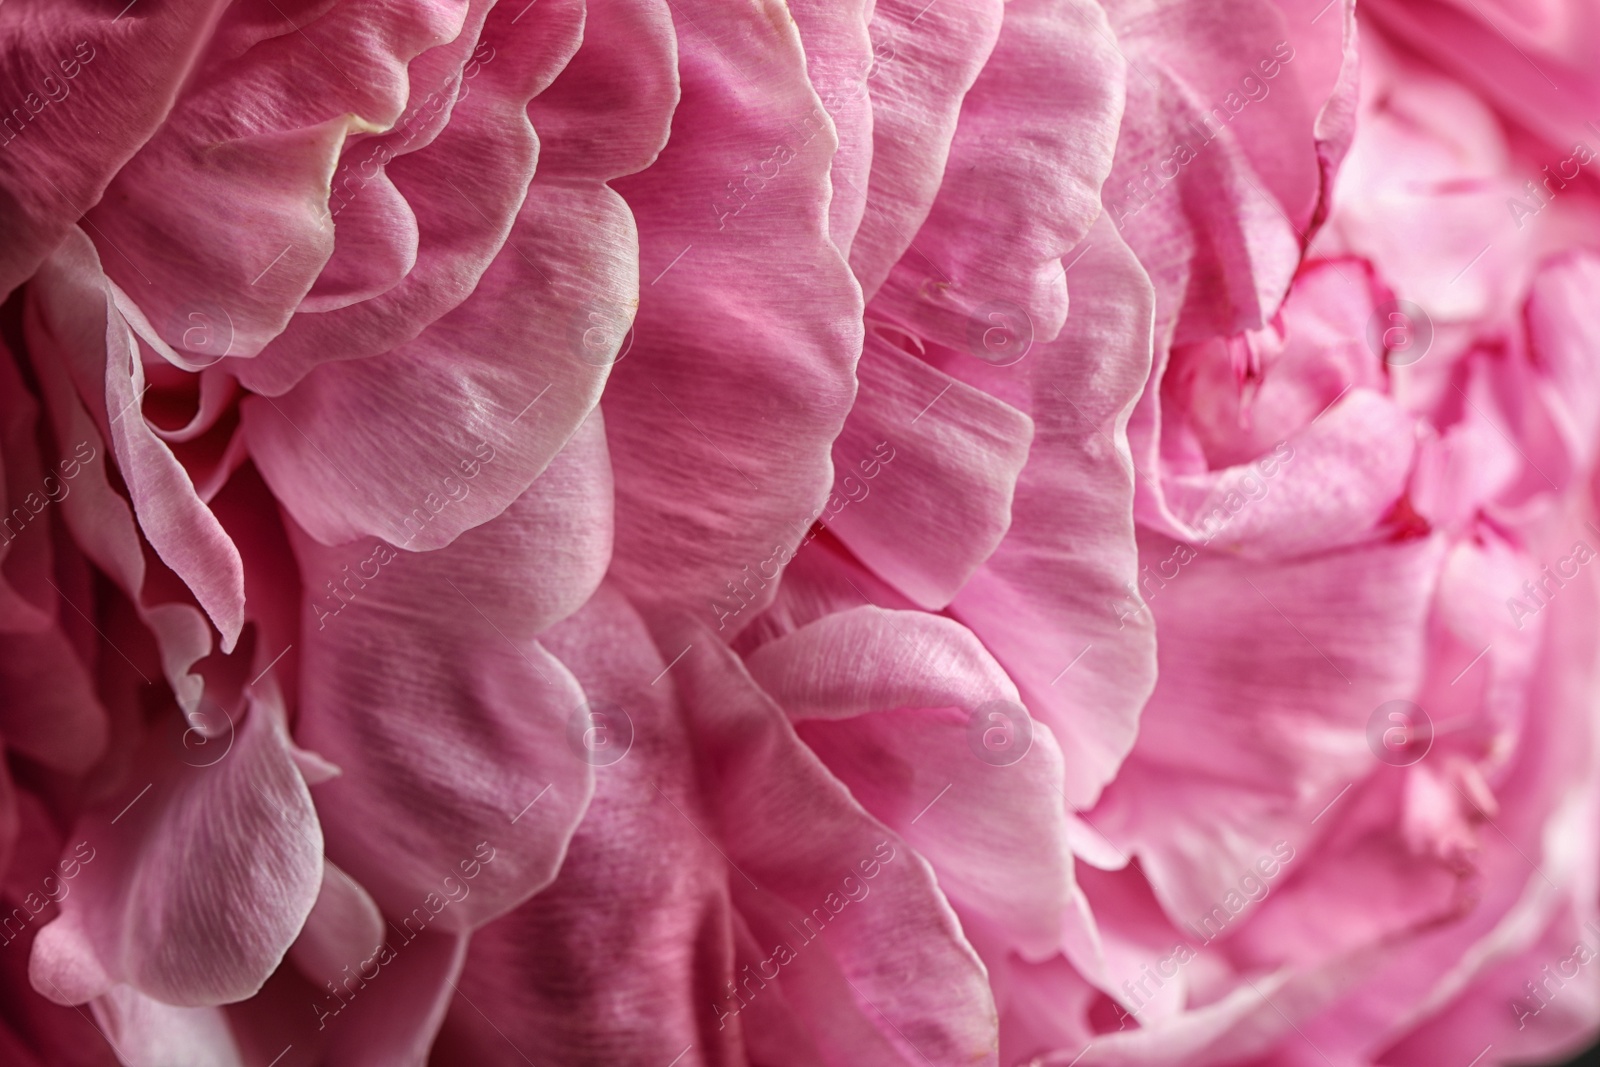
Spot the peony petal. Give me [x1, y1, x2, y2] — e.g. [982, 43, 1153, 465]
[1091, 534, 1446, 926]
[660, 610, 1001, 1065]
[871, 0, 1124, 351]
[848, 0, 1005, 300]
[31, 688, 322, 1007]
[951, 223, 1157, 809]
[25, 278, 216, 715]
[243, 0, 673, 550]
[238, 0, 584, 395]
[290, 413, 611, 931]
[286, 862, 385, 998]
[27, 228, 245, 650]
[0, 0, 226, 299]
[85, 0, 467, 360]
[89, 988, 242, 1067]
[601, 0, 863, 624]
[433, 584, 740, 1064]
[824, 334, 1032, 610]
[747, 607, 1077, 960]
[788, 0, 875, 253]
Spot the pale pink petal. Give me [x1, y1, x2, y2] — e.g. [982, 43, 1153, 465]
[660, 609, 1001, 1065]
[238, 0, 584, 395]
[951, 223, 1156, 809]
[90, 988, 242, 1067]
[824, 334, 1032, 609]
[788, 0, 875, 253]
[85, 0, 466, 359]
[244, 0, 673, 549]
[290, 414, 610, 930]
[747, 607, 1076, 960]
[30, 690, 321, 1007]
[1091, 535, 1446, 925]
[872, 0, 1124, 350]
[27, 228, 245, 650]
[286, 863, 385, 996]
[602, 0, 862, 624]
[849, 0, 1005, 300]
[434, 585, 740, 1064]
[0, 0, 225, 298]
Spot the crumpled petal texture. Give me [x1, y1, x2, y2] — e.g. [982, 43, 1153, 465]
[1, 1, 1598, 1066]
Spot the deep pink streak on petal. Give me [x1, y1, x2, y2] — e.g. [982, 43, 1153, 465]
[290, 413, 610, 932]
[872, 0, 1124, 351]
[0, 0, 228, 300]
[602, 0, 861, 625]
[824, 333, 1033, 610]
[238, 0, 579, 396]
[26, 229, 245, 651]
[849, 0, 1004, 301]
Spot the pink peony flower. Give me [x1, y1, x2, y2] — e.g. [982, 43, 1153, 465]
[0, 0, 1597, 1065]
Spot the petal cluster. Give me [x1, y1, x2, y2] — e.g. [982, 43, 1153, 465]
[1, 1, 1598, 1065]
